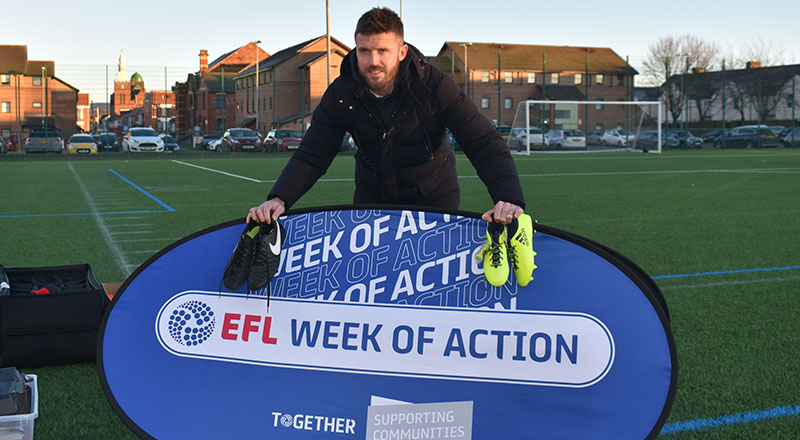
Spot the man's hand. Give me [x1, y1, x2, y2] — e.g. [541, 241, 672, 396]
[482, 201, 524, 225]
[247, 198, 285, 224]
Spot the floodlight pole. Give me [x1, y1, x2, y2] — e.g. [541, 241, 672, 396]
[326, 0, 331, 87]
[254, 40, 262, 134]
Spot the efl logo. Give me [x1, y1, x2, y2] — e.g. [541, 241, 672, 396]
[165, 300, 215, 347]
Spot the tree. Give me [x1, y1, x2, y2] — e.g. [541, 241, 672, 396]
[642, 35, 719, 124]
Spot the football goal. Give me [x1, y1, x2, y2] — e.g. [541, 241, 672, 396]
[508, 100, 663, 154]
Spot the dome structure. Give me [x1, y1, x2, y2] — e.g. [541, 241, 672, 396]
[130, 72, 145, 97]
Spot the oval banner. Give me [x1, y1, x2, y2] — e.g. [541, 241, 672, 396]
[98, 206, 676, 439]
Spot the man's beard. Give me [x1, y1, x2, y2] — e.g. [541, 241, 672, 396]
[361, 63, 399, 95]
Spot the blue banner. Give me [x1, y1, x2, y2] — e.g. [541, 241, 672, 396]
[99, 206, 675, 439]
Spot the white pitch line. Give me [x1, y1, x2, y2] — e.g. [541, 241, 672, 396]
[128, 249, 161, 255]
[116, 238, 178, 243]
[171, 160, 263, 182]
[172, 158, 800, 183]
[661, 275, 800, 290]
[110, 230, 154, 235]
[68, 163, 132, 276]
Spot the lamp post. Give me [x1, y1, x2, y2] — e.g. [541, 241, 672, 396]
[254, 40, 262, 134]
[680, 52, 689, 133]
[459, 42, 472, 98]
[41, 66, 46, 133]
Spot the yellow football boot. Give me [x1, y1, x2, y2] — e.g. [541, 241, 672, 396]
[506, 213, 537, 287]
[480, 221, 510, 287]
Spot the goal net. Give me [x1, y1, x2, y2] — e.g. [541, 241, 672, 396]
[508, 100, 663, 154]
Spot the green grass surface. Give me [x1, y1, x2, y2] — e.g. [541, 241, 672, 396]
[1, 149, 799, 439]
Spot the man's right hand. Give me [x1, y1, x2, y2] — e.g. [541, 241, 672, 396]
[247, 198, 285, 224]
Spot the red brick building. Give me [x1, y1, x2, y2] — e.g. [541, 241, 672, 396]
[174, 43, 269, 136]
[143, 90, 176, 132]
[77, 93, 90, 132]
[0, 45, 79, 142]
[233, 36, 350, 133]
[434, 42, 637, 131]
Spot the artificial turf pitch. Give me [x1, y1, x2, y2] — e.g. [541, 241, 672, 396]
[1, 148, 798, 439]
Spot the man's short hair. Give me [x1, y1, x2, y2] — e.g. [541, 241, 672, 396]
[354, 7, 404, 40]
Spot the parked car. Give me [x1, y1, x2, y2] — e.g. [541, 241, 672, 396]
[713, 127, 780, 148]
[94, 133, 119, 152]
[666, 130, 703, 148]
[635, 131, 680, 149]
[66, 134, 98, 154]
[586, 130, 604, 145]
[508, 127, 544, 151]
[497, 125, 512, 140]
[768, 125, 786, 136]
[601, 129, 635, 146]
[123, 127, 164, 152]
[25, 130, 63, 153]
[0, 137, 7, 154]
[702, 129, 728, 143]
[265, 129, 303, 152]
[545, 129, 586, 149]
[208, 138, 222, 151]
[782, 127, 800, 148]
[220, 128, 263, 152]
[160, 134, 180, 152]
[200, 134, 221, 149]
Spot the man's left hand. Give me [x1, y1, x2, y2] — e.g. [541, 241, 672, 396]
[482, 201, 524, 225]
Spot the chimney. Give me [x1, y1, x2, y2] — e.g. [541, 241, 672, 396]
[692, 67, 706, 74]
[199, 50, 209, 73]
[746, 61, 762, 69]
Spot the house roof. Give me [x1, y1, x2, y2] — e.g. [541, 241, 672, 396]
[234, 36, 351, 79]
[438, 42, 637, 75]
[667, 63, 800, 86]
[542, 85, 585, 101]
[0, 45, 28, 73]
[209, 46, 241, 70]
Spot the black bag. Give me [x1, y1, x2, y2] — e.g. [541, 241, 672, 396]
[0, 264, 109, 367]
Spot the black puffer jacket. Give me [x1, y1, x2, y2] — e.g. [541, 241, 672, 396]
[268, 44, 525, 210]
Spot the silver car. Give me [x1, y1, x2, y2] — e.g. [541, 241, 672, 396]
[25, 131, 63, 153]
[545, 129, 586, 149]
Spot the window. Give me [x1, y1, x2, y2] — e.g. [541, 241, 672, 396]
[788, 94, 795, 108]
[595, 74, 604, 85]
[1, 128, 10, 137]
[504, 72, 513, 83]
[504, 97, 513, 110]
[574, 73, 582, 85]
[160, 108, 169, 117]
[550, 73, 559, 84]
[480, 97, 490, 109]
[527, 72, 536, 84]
[617, 75, 625, 86]
[555, 109, 571, 119]
[481, 71, 490, 83]
[32, 76, 42, 86]
[33, 102, 42, 109]
[217, 118, 225, 131]
[595, 99, 604, 110]
[0, 75, 9, 86]
[1, 102, 9, 113]
[217, 94, 225, 109]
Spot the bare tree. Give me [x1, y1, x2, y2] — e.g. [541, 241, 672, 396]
[641, 35, 719, 87]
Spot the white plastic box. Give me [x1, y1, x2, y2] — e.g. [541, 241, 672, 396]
[0, 375, 38, 440]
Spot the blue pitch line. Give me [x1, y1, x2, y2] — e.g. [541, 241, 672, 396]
[108, 168, 175, 212]
[661, 403, 800, 434]
[654, 265, 800, 280]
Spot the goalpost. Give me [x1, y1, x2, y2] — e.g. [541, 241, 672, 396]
[508, 100, 663, 154]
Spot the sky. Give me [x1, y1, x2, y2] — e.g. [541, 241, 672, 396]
[4, 0, 799, 102]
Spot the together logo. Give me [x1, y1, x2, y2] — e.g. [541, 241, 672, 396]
[271, 411, 356, 435]
[166, 300, 216, 346]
